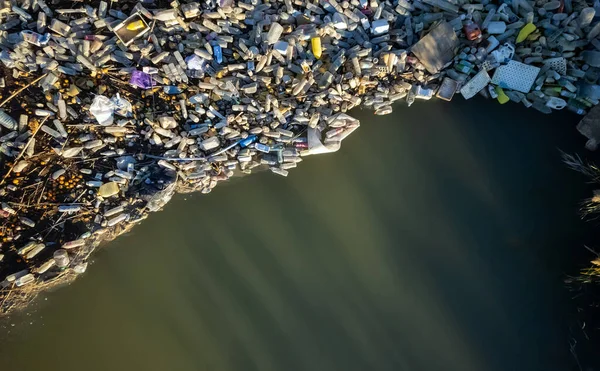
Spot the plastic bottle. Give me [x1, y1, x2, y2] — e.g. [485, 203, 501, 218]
[266, 22, 284, 45]
[0, 110, 17, 130]
[560, 90, 577, 98]
[311, 37, 322, 59]
[213, 44, 223, 64]
[487, 85, 498, 99]
[58, 205, 82, 213]
[532, 100, 552, 114]
[567, 105, 587, 115]
[543, 86, 562, 96]
[239, 135, 257, 148]
[153, 9, 177, 21]
[21, 30, 50, 46]
[255, 143, 271, 153]
[567, 99, 588, 115]
[406, 88, 416, 107]
[329, 55, 345, 72]
[54, 249, 70, 268]
[163, 86, 182, 94]
[0, 49, 14, 68]
[455, 60, 474, 74]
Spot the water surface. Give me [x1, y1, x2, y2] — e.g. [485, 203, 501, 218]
[0, 98, 593, 371]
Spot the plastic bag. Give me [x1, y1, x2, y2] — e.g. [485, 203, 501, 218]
[89, 95, 115, 126]
[111, 93, 132, 117]
[305, 113, 360, 155]
[185, 55, 207, 71]
[129, 70, 154, 89]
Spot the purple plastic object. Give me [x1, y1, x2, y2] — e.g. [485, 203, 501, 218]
[129, 70, 154, 89]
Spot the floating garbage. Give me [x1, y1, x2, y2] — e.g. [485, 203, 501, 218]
[1, 0, 600, 315]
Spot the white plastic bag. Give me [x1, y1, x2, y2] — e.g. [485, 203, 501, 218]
[305, 113, 360, 156]
[185, 55, 207, 71]
[90, 95, 115, 126]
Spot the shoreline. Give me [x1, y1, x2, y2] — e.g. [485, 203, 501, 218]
[0, 0, 599, 316]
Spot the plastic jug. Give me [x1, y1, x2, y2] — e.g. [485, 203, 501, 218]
[545, 97, 567, 110]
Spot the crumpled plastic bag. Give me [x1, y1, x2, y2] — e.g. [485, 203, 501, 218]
[90, 94, 132, 125]
[89, 95, 116, 126]
[305, 113, 360, 155]
[111, 93, 132, 117]
[185, 55, 207, 71]
[129, 70, 154, 89]
[116, 155, 136, 171]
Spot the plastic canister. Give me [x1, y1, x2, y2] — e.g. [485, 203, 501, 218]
[545, 97, 567, 110]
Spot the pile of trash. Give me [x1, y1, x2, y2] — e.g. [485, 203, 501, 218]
[0, 0, 599, 313]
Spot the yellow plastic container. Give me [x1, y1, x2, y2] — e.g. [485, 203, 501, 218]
[98, 182, 120, 198]
[495, 86, 509, 104]
[126, 20, 146, 31]
[516, 23, 536, 43]
[311, 37, 322, 59]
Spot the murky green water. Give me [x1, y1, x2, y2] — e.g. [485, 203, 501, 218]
[0, 98, 593, 371]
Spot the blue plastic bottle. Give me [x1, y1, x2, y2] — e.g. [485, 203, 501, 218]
[213, 45, 223, 64]
[239, 135, 257, 148]
[255, 143, 271, 153]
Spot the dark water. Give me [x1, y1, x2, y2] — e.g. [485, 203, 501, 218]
[0, 98, 595, 371]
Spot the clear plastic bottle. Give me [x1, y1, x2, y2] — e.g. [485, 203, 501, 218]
[213, 44, 223, 64]
[0, 50, 14, 68]
[37, 12, 46, 33]
[266, 22, 284, 45]
[406, 88, 416, 107]
[0, 110, 17, 130]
